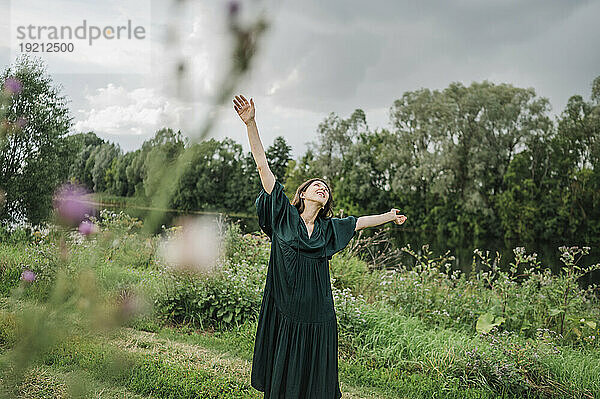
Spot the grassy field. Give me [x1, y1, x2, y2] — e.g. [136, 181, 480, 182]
[0, 213, 599, 398]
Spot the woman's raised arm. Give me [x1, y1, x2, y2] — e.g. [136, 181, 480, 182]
[355, 209, 407, 231]
[233, 94, 276, 194]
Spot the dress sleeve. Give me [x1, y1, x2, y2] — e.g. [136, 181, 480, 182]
[325, 216, 358, 260]
[255, 180, 291, 239]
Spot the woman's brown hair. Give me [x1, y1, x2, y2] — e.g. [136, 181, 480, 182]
[291, 178, 334, 220]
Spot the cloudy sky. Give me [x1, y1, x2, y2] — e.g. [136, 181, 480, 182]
[1, 0, 599, 158]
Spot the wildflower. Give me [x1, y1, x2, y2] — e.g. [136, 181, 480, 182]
[21, 270, 36, 282]
[78, 220, 97, 236]
[15, 117, 27, 129]
[3, 77, 22, 94]
[53, 183, 95, 227]
[159, 216, 223, 274]
[228, 0, 239, 17]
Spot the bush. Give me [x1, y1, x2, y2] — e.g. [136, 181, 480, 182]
[0, 242, 59, 300]
[153, 267, 263, 330]
[377, 244, 600, 347]
[93, 209, 143, 234]
[329, 252, 383, 303]
[154, 223, 268, 330]
[222, 221, 270, 268]
[449, 327, 598, 397]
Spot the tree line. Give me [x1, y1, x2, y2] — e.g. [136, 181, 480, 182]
[1, 56, 599, 253]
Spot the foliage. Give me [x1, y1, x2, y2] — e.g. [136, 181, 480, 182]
[153, 267, 263, 330]
[368, 243, 600, 347]
[0, 56, 72, 224]
[93, 209, 144, 234]
[265, 135, 292, 184]
[153, 223, 268, 330]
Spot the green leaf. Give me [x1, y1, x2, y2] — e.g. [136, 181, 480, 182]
[476, 313, 505, 334]
[585, 320, 597, 330]
[549, 308, 563, 317]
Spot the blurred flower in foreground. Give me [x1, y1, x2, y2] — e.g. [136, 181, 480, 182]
[21, 270, 36, 283]
[15, 116, 27, 129]
[4, 77, 23, 94]
[159, 216, 223, 274]
[228, 0, 239, 17]
[52, 183, 96, 227]
[78, 220, 98, 236]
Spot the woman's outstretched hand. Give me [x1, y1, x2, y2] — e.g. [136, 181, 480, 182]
[389, 208, 407, 225]
[233, 94, 255, 125]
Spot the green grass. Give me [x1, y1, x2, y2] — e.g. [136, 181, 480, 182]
[37, 334, 260, 399]
[7, 365, 150, 399]
[1, 224, 600, 398]
[0, 243, 28, 296]
[2, 298, 598, 398]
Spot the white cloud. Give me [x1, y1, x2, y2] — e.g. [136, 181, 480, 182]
[73, 83, 190, 136]
[20, 0, 599, 157]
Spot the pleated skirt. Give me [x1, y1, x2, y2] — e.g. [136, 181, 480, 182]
[251, 289, 342, 399]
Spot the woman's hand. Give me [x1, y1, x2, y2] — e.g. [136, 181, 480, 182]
[233, 94, 255, 125]
[389, 208, 407, 225]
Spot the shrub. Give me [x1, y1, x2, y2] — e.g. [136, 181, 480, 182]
[154, 267, 263, 330]
[329, 252, 383, 303]
[92, 209, 143, 234]
[378, 244, 600, 347]
[450, 327, 595, 397]
[153, 222, 272, 330]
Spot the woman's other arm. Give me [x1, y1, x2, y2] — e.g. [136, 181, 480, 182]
[233, 95, 276, 194]
[355, 208, 407, 231]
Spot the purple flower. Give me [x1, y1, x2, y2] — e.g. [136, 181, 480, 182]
[21, 270, 36, 283]
[15, 117, 27, 129]
[228, 1, 239, 17]
[4, 77, 23, 94]
[53, 183, 95, 227]
[78, 220, 97, 236]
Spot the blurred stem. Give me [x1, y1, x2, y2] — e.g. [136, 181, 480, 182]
[143, 15, 268, 234]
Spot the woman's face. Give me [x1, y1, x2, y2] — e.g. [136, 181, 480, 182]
[302, 180, 330, 207]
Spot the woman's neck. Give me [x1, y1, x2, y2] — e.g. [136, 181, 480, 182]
[300, 203, 321, 224]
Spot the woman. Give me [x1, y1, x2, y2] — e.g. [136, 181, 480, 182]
[233, 94, 407, 398]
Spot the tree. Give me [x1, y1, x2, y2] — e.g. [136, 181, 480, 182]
[171, 138, 246, 212]
[308, 109, 367, 184]
[126, 148, 148, 198]
[89, 143, 121, 192]
[284, 148, 318, 198]
[0, 56, 72, 223]
[105, 151, 137, 196]
[336, 128, 399, 216]
[265, 136, 292, 184]
[142, 128, 185, 199]
[543, 77, 600, 245]
[389, 81, 553, 245]
[67, 132, 105, 189]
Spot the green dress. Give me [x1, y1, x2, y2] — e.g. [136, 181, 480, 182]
[251, 180, 357, 399]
